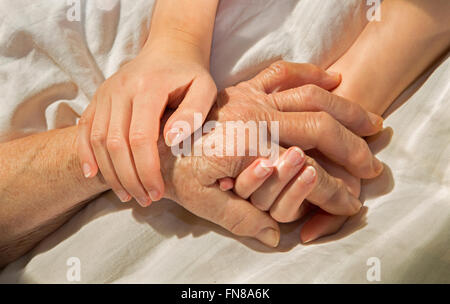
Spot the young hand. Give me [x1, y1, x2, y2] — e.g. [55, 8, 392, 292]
[221, 151, 364, 243]
[77, 38, 217, 206]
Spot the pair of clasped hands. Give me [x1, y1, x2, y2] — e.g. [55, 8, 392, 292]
[76, 40, 384, 248]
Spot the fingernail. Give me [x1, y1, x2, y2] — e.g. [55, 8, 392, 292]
[149, 190, 160, 202]
[219, 181, 233, 191]
[285, 147, 304, 167]
[299, 166, 316, 184]
[82, 163, 92, 178]
[254, 159, 273, 178]
[165, 126, 188, 147]
[368, 112, 383, 128]
[353, 200, 363, 213]
[137, 196, 151, 207]
[326, 70, 341, 79]
[256, 228, 280, 247]
[301, 235, 316, 244]
[373, 158, 384, 174]
[116, 190, 131, 203]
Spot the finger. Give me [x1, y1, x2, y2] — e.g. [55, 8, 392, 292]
[276, 111, 384, 179]
[164, 76, 217, 147]
[250, 147, 306, 211]
[129, 93, 165, 202]
[77, 99, 98, 178]
[299, 151, 360, 243]
[302, 156, 362, 216]
[183, 186, 280, 247]
[269, 85, 383, 136]
[300, 211, 348, 244]
[269, 166, 317, 223]
[233, 158, 274, 199]
[107, 95, 151, 206]
[218, 177, 234, 191]
[90, 93, 130, 202]
[309, 149, 361, 197]
[245, 60, 341, 93]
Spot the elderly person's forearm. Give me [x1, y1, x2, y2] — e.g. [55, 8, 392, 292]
[0, 127, 108, 266]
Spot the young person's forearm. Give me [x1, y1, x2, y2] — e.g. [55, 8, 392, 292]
[144, 0, 219, 67]
[329, 0, 450, 115]
[0, 127, 108, 266]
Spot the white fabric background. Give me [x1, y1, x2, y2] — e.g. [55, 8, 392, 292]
[0, 0, 449, 283]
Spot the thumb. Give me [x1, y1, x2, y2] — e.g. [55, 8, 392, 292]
[300, 211, 348, 244]
[246, 60, 341, 93]
[164, 76, 217, 147]
[188, 187, 281, 247]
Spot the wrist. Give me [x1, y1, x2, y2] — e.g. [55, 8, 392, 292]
[328, 61, 388, 116]
[144, 0, 218, 69]
[143, 33, 211, 68]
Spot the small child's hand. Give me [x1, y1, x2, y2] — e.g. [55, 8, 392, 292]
[77, 40, 217, 206]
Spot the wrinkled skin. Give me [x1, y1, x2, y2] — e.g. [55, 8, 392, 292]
[77, 36, 217, 206]
[158, 109, 281, 246]
[156, 62, 382, 246]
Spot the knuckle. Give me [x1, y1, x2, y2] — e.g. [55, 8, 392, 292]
[134, 77, 148, 93]
[129, 131, 151, 148]
[78, 115, 91, 128]
[298, 84, 319, 101]
[106, 134, 125, 152]
[346, 103, 361, 121]
[266, 93, 281, 111]
[352, 140, 372, 167]
[318, 111, 334, 129]
[311, 111, 334, 138]
[318, 171, 334, 199]
[117, 74, 128, 88]
[90, 130, 106, 147]
[325, 178, 347, 208]
[343, 103, 365, 130]
[269, 60, 290, 78]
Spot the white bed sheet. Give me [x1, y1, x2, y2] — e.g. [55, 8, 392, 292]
[0, 0, 449, 283]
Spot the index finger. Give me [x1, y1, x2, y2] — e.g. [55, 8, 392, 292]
[244, 61, 341, 93]
[270, 85, 384, 137]
[276, 111, 384, 179]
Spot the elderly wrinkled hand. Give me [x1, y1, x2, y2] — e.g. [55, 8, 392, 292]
[158, 61, 383, 247]
[217, 61, 384, 243]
